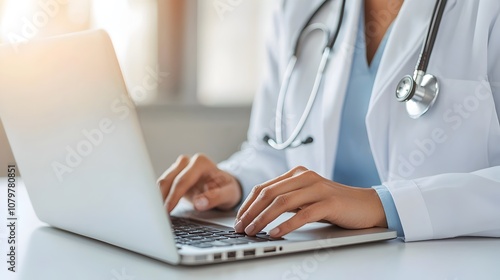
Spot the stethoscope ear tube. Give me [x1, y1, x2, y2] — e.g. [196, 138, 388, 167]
[264, 135, 314, 150]
[265, 0, 346, 150]
[269, 48, 331, 150]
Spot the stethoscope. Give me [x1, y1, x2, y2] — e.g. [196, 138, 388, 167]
[396, 0, 447, 119]
[264, 0, 447, 150]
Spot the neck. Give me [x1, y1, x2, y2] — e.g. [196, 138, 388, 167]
[364, 0, 403, 65]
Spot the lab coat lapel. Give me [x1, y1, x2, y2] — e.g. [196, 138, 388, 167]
[284, 0, 362, 178]
[366, 0, 457, 181]
[318, 0, 363, 178]
[283, 0, 339, 176]
[287, 0, 326, 47]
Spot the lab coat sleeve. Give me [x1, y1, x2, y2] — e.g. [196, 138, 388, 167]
[218, 1, 289, 203]
[385, 168, 500, 241]
[373, 185, 405, 237]
[489, 9, 500, 114]
[385, 6, 500, 242]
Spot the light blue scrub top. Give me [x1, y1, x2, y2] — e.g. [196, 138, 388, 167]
[333, 12, 404, 237]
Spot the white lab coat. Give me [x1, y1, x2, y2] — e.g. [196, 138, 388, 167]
[219, 0, 500, 241]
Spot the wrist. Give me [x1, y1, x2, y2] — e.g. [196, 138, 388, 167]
[369, 188, 388, 228]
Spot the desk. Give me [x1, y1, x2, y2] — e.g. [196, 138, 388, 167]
[1, 178, 499, 280]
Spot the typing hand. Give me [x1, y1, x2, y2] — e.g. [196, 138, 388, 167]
[157, 154, 242, 212]
[234, 166, 387, 237]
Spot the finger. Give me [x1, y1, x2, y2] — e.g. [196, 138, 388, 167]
[236, 166, 308, 220]
[166, 154, 213, 212]
[184, 173, 218, 199]
[243, 186, 325, 236]
[204, 176, 242, 210]
[191, 187, 222, 211]
[269, 202, 328, 237]
[235, 169, 316, 233]
[157, 155, 190, 201]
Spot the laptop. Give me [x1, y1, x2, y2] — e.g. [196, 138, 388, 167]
[0, 30, 396, 265]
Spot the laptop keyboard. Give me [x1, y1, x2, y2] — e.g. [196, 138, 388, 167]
[171, 216, 284, 249]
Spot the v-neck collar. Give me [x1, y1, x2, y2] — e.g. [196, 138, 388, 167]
[357, 5, 394, 73]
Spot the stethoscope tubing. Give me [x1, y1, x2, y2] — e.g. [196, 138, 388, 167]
[267, 0, 447, 150]
[397, 0, 447, 119]
[267, 0, 346, 150]
[416, 0, 448, 72]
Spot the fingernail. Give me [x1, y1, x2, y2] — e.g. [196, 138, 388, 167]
[234, 220, 243, 233]
[269, 227, 280, 237]
[194, 197, 208, 210]
[166, 202, 173, 212]
[245, 223, 255, 235]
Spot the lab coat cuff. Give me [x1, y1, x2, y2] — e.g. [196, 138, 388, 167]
[373, 185, 405, 237]
[384, 180, 434, 242]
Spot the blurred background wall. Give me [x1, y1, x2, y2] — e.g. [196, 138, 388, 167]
[0, 0, 277, 177]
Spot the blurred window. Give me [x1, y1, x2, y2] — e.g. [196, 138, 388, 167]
[197, 0, 276, 105]
[0, 0, 276, 106]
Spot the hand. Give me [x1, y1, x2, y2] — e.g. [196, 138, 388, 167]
[157, 154, 242, 212]
[234, 166, 387, 237]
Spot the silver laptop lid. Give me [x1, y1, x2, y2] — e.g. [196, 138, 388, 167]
[0, 30, 179, 264]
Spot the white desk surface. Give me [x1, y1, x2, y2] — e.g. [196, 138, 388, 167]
[0, 178, 499, 280]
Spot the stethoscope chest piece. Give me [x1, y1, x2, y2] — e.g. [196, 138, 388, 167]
[396, 71, 439, 119]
